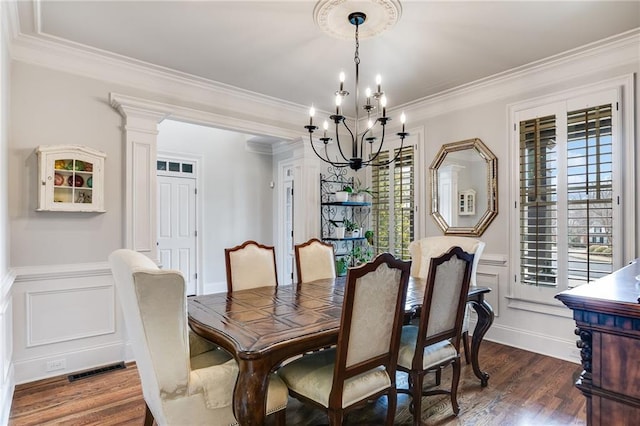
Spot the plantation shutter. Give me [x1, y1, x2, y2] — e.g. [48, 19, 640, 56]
[566, 104, 614, 287]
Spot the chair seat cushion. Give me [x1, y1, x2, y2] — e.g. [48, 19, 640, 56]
[190, 347, 233, 371]
[397, 325, 458, 370]
[277, 348, 391, 408]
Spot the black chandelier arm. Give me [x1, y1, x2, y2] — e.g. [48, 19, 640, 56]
[364, 122, 389, 165]
[363, 131, 410, 167]
[307, 132, 349, 167]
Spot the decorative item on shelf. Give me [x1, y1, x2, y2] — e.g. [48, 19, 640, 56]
[364, 229, 374, 245]
[68, 175, 84, 187]
[304, 5, 409, 171]
[87, 176, 93, 188]
[84, 162, 93, 172]
[330, 220, 346, 239]
[54, 160, 67, 170]
[334, 186, 351, 202]
[54, 173, 64, 186]
[336, 256, 349, 277]
[343, 218, 359, 238]
[74, 160, 86, 171]
[351, 178, 372, 202]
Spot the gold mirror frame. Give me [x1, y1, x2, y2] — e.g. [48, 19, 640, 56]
[430, 138, 498, 236]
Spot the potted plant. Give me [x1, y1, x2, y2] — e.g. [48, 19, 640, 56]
[364, 229, 374, 245]
[334, 185, 352, 203]
[351, 178, 372, 202]
[335, 256, 349, 276]
[352, 244, 374, 266]
[330, 220, 346, 239]
[343, 218, 359, 238]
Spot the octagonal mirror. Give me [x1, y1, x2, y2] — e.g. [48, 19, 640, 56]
[430, 138, 497, 236]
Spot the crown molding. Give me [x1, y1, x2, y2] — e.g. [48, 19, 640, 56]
[9, 30, 308, 139]
[6, 5, 638, 133]
[397, 29, 640, 122]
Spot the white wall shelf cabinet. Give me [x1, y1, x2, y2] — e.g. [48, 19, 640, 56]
[36, 145, 106, 212]
[458, 189, 476, 216]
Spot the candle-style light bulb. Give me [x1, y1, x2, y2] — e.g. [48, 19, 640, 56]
[368, 119, 374, 129]
[365, 87, 371, 105]
[381, 95, 387, 117]
[339, 71, 345, 92]
[323, 120, 329, 138]
[309, 106, 315, 126]
[376, 74, 382, 93]
[335, 94, 342, 115]
[400, 112, 406, 132]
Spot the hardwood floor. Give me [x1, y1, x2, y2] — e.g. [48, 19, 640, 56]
[9, 341, 586, 425]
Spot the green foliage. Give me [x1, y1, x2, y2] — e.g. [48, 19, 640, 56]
[335, 256, 349, 276]
[353, 178, 372, 195]
[342, 218, 358, 232]
[352, 244, 374, 266]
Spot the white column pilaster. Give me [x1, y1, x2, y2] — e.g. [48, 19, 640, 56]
[110, 94, 171, 261]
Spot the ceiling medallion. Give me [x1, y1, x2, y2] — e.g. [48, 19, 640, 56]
[313, 0, 402, 40]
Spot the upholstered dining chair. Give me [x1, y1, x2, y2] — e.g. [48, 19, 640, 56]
[224, 240, 278, 292]
[109, 249, 288, 426]
[277, 253, 411, 425]
[408, 235, 485, 363]
[294, 238, 336, 284]
[397, 246, 474, 424]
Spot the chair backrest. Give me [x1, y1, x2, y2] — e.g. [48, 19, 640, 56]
[225, 240, 278, 292]
[408, 236, 485, 286]
[294, 238, 336, 283]
[108, 249, 191, 425]
[414, 246, 474, 363]
[329, 253, 411, 408]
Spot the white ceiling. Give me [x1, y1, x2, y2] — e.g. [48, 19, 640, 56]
[14, 1, 640, 115]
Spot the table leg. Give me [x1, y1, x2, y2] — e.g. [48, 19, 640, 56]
[234, 358, 270, 425]
[468, 294, 494, 387]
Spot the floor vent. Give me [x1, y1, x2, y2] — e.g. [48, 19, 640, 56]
[68, 362, 126, 382]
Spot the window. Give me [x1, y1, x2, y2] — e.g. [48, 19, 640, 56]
[511, 84, 629, 305]
[371, 138, 415, 260]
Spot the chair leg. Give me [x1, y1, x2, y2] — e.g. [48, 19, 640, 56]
[435, 367, 442, 386]
[143, 402, 154, 426]
[272, 408, 286, 426]
[462, 331, 471, 364]
[411, 372, 424, 426]
[328, 408, 344, 425]
[450, 359, 461, 415]
[386, 389, 397, 426]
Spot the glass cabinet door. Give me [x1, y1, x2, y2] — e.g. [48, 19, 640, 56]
[36, 145, 106, 212]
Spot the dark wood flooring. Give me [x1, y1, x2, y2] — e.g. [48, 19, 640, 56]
[9, 341, 586, 425]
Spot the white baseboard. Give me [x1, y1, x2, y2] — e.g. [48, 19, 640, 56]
[0, 365, 15, 426]
[476, 321, 581, 364]
[202, 281, 226, 295]
[13, 341, 127, 385]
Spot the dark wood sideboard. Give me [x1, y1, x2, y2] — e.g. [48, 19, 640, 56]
[556, 259, 640, 425]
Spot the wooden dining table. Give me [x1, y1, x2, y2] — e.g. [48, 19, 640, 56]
[188, 277, 494, 425]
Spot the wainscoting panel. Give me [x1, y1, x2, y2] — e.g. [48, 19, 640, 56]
[12, 262, 127, 384]
[1, 271, 16, 426]
[26, 285, 115, 347]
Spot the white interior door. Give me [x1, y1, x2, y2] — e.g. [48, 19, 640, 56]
[284, 179, 294, 284]
[157, 175, 197, 295]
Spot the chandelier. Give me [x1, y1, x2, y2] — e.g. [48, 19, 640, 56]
[305, 11, 409, 171]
